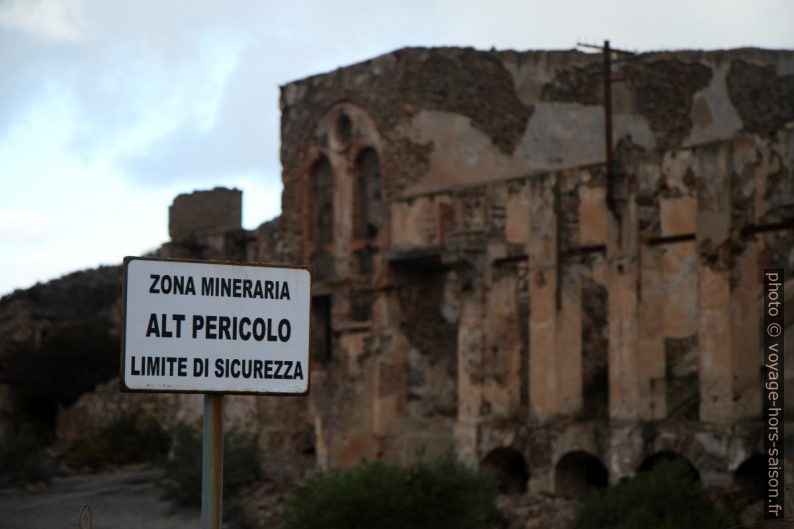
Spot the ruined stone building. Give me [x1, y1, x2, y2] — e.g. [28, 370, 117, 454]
[269, 46, 794, 499]
[5, 46, 793, 506]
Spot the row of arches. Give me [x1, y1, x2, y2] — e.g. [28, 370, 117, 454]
[480, 447, 765, 502]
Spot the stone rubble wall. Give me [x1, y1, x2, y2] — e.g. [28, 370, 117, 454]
[276, 46, 794, 497]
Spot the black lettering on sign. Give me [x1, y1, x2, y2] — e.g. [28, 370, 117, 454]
[273, 360, 284, 379]
[265, 281, 275, 299]
[177, 358, 188, 377]
[146, 313, 160, 337]
[146, 313, 185, 338]
[207, 358, 305, 380]
[202, 277, 214, 296]
[196, 277, 291, 300]
[215, 358, 224, 378]
[149, 274, 195, 295]
[267, 318, 278, 342]
[193, 358, 204, 377]
[278, 319, 291, 341]
[149, 274, 160, 293]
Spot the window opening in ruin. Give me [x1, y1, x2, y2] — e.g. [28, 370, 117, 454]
[354, 148, 382, 240]
[312, 156, 334, 245]
[311, 156, 335, 279]
[481, 447, 529, 494]
[350, 289, 375, 322]
[310, 295, 332, 363]
[665, 336, 700, 420]
[354, 246, 373, 276]
[335, 113, 352, 147]
[733, 454, 764, 505]
[581, 279, 609, 419]
[639, 450, 699, 481]
[554, 451, 608, 496]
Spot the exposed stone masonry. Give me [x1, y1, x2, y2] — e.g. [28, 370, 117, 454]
[275, 46, 794, 501]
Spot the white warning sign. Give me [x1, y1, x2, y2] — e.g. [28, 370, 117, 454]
[121, 257, 310, 394]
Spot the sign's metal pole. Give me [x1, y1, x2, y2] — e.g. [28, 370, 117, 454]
[201, 393, 223, 529]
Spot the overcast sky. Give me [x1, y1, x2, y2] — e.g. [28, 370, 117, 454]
[1, 0, 792, 297]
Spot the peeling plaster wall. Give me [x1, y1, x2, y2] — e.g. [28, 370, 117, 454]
[276, 46, 794, 493]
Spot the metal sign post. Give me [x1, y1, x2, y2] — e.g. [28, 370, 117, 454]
[202, 394, 224, 529]
[120, 257, 311, 529]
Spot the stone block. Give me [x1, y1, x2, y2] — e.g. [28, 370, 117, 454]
[168, 187, 242, 242]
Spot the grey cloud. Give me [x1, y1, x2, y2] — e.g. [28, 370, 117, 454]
[3, 0, 793, 189]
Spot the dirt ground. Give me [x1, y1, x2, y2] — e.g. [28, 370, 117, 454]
[0, 467, 200, 529]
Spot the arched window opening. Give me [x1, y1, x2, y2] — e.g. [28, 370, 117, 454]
[733, 454, 765, 505]
[310, 295, 332, 364]
[555, 451, 608, 497]
[481, 447, 529, 494]
[312, 156, 334, 245]
[335, 113, 352, 148]
[639, 450, 700, 482]
[354, 148, 382, 240]
[311, 156, 334, 279]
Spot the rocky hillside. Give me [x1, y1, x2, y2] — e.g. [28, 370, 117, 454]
[0, 265, 123, 436]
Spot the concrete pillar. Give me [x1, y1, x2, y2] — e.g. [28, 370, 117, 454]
[332, 153, 352, 278]
[607, 199, 643, 421]
[731, 241, 761, 420]
[696, 145, 733, 424]
[483, 269, 522, 418]
[698, 265, 733, 423]
[372, 294, 407, 453]
[556, 268, 582, 415]
[456, 280, 485, 458]
[528, 175, 559, 421]
[639, 243, 666, 420]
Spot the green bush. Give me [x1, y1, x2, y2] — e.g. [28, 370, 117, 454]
[158, 423, 263, 509]
[273, 453, 505, 529]
[65, 412, 170, 470]
[0, 427, 55, 485]
[576, 460, 730, 529]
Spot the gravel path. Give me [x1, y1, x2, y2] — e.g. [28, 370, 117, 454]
[0, 468, 200, 529]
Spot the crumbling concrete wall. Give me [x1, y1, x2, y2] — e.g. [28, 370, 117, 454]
[277, 45, 794, 499]
[281, 46, 794, 228]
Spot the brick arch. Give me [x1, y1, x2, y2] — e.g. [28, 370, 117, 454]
[555, 450, 608, 496]
[639, 450, 700, 481]
[310, 102, 387, 270]
[649, 434, 710, 471]
[481, 446, 529, 494]
[315, 101, 384, 155]
[732, 454, 765, 505]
